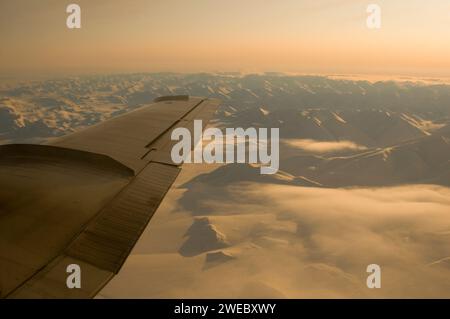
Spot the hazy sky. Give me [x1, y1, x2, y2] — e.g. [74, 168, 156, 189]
[1, 0, 450, 77]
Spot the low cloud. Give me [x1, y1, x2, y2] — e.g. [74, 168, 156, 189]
[283, 139, 367, 153]
[102, 183, 450, 298]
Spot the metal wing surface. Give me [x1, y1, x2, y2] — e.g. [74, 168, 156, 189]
[0, 96, 220, 298]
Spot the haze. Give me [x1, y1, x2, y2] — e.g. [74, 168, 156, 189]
[1, 0, 450, 77]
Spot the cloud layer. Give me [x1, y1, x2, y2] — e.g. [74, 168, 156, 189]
[102, 182, 450, 298]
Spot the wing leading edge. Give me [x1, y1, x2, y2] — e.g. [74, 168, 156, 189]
[0, 96, 220, 298]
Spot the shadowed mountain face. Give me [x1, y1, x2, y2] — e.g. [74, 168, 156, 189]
[278, 133, 450, 186]
[179, 217, 229, 257]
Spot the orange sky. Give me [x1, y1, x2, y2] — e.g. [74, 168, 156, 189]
[1, 0, 450, 77]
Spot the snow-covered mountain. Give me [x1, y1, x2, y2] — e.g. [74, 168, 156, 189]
[1, 73, 449, 144]
[1, 73, 449, 188]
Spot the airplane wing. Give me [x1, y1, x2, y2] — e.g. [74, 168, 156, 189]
[0, 96, 220, 299]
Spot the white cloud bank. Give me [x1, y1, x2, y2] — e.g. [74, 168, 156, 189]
[283, 139, 367, 153]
